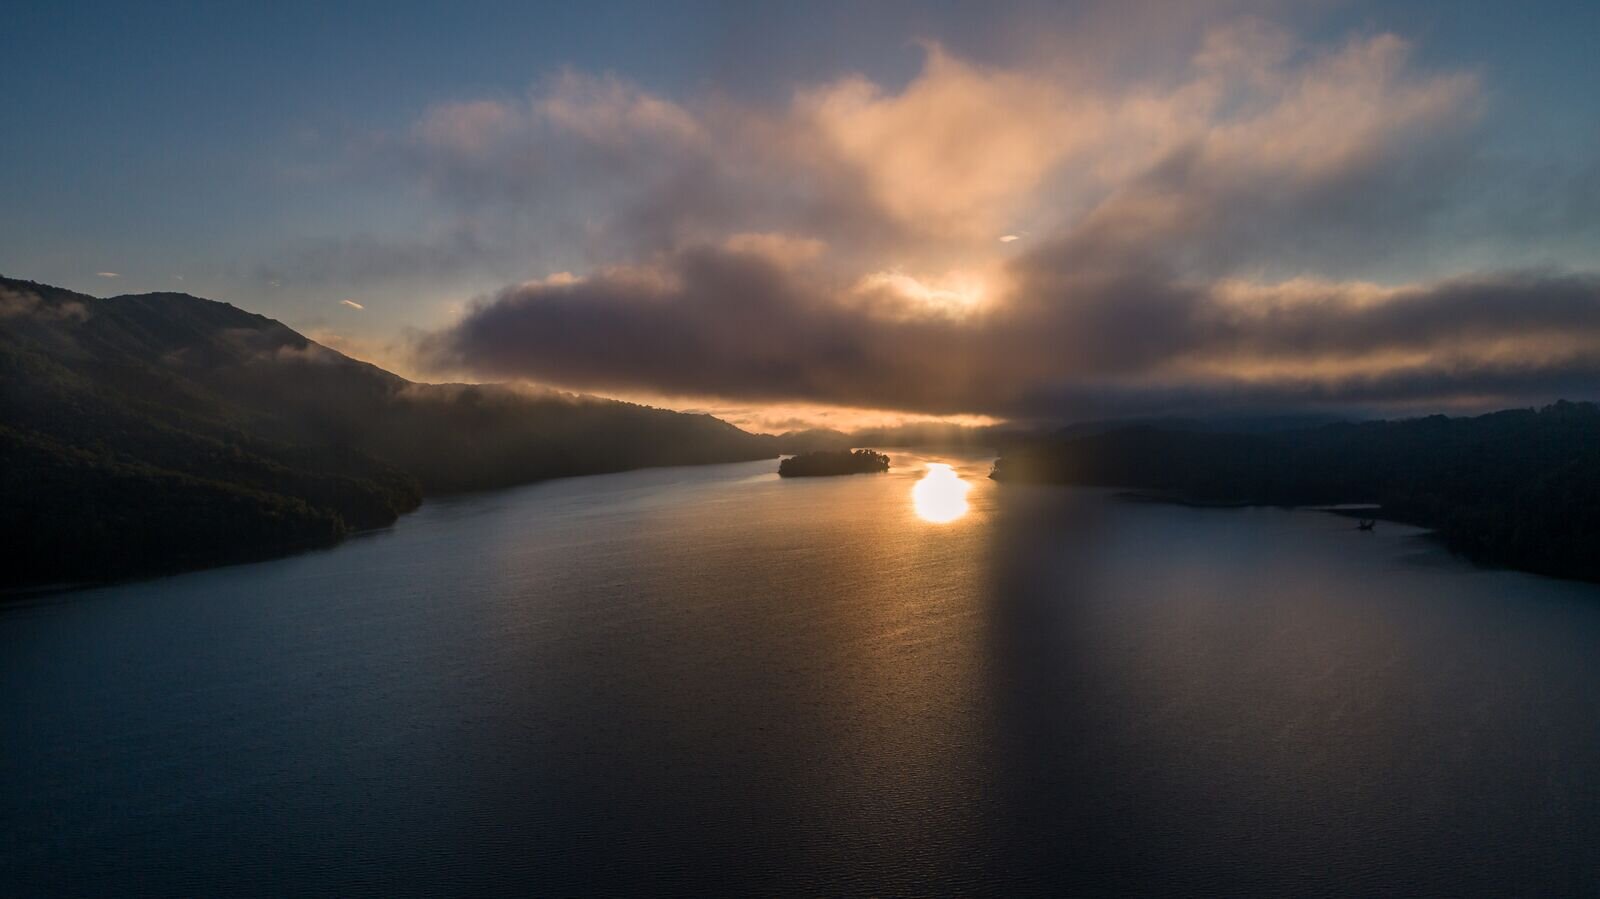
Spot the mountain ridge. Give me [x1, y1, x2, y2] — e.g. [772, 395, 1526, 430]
[992, 402, 1600, 582]
[0, 275, 777, 589]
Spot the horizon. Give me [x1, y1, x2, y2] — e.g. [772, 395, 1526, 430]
[6, 269, 1595, 437]
[5, 1, 1600, 431]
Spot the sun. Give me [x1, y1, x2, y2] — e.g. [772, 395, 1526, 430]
[912, 463, 972, 523]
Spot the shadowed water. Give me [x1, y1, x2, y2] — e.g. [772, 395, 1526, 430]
[4, 450, 1600, 895]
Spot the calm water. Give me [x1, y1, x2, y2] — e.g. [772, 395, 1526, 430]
[5, 450, 1600, 895]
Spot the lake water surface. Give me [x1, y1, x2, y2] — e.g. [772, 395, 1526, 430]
[6, 450, 1600, 895]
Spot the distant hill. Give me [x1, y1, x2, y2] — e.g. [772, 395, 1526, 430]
[770, 427, 856, 453]
[1050, 413, 1349, 441]
[0, 276, 775, 589]
[992, 402, 1600, 582]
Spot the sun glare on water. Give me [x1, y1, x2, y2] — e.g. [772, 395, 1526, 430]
[912, 463, 972, 523]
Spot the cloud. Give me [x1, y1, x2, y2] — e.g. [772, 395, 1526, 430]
[374, 22, 1490, 271]
[794, 44, 1086, 240]
[413, 99, 525, 158]
[387, 18, 1600, 421]
[340, 299, 365, 310]
[0, 285, 90, 322]
[535, 70, 702, 149]
[721, 232, 827, 267]
[96, 271, 119, 278]
[418, 243, 1600, 419]
[302, 328, 425, 380]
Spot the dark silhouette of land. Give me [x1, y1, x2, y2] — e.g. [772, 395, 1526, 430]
[0, 276, 780, 589]
[778, 449, 891, 477]
[992, 401, 1600, 582]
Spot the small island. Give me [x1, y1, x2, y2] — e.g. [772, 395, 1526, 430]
[778, 449, 891, 477]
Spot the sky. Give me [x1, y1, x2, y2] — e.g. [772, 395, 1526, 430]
[4, 0, 1600, 431]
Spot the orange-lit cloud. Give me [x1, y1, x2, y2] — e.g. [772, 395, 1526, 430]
[362, 17, 1600, 423]
[795, 44, 1086, 240]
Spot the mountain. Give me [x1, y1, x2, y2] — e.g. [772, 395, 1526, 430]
[0, 276, 775, 589]
[992, 402, 1600, 582]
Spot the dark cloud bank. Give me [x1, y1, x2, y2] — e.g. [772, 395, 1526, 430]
[420, 246, 1600, 421]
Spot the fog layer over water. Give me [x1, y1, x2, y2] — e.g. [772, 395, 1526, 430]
[4, 451, 1600, 895]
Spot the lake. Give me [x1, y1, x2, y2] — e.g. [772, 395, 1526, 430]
[5, 450, 1600, 895]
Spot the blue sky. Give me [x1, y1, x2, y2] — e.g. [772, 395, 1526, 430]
[5, 1, 1600, 426]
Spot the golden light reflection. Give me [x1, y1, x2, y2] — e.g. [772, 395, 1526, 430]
[912, 463, 971, 523]
[858, 270, 988, 315]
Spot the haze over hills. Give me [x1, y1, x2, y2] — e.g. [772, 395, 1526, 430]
[769, 422, 1024, 454]
[0, 276, 781, 588]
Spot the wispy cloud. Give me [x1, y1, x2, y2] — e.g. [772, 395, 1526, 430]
[96, 271, 120, 278]
[340, 299, 365, 310]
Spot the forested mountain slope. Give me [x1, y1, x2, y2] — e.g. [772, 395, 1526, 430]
[0, 276, 774, 588]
